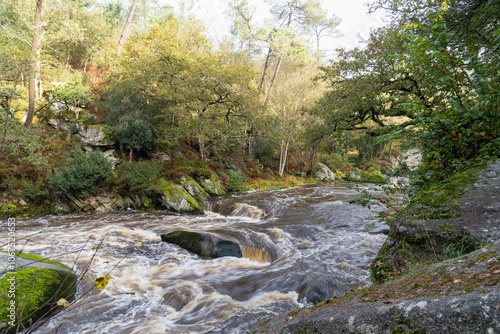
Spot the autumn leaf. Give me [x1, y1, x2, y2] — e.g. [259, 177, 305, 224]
[57, 298, 70, 307]
[134, 242, 142, 247]
[95, 276, 111, 290]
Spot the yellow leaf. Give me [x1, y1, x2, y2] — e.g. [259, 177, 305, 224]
[92, 246, 99, 250]
[441, 1, 448, 11]
[57, 298, 70, 307]
[134, 242, 142, 247]
[95, 276, 111, 290]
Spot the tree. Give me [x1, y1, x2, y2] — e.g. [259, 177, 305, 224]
[102, 18, 258, 163]
[25, 0, 43, 129]
[308, 4, 500, 183]
[118, 0, 139, 54]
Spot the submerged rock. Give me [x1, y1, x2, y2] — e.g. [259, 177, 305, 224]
[162, 286, 195, 311]
[161, 230, 242, 258]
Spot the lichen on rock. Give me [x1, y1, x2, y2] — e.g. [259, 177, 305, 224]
[159, 180, 204, 214]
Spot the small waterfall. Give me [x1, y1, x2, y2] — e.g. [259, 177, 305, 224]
[230, 203, 266, 219]
[240, 245, 272, 263]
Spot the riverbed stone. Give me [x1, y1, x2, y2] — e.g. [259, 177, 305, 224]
[161, 230, 242, 258]
[0, 253, 76, 334]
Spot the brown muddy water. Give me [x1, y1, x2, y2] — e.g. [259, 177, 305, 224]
[2, 182, 403, 333]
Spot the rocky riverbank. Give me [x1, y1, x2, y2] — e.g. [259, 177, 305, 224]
[252, 160, 500, 333]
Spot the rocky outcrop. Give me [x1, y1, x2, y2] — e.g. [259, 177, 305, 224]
[197, 175, 227, 196]
[346, 167, 386, 183]
[315, 163, 335, 181]
[48, 119, 116, 149]
[57, 191, 141, 213]
[182, 178, 211, 210]
[161, 230, 242, 258]
[371, 161, 500, 284]
[252, 239, 500, 334]
[0, 252, 76, 333]
[159, 180, 204, 214]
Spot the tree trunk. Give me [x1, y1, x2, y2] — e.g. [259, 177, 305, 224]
[199, 136, 205, 167]
[259, 48, 272, 94]
[117, 0, 139, 54]
[279, 139, 289, 177]
[25, 0, 43, 129]
[1, 97, 11, 155]
[264, 55, 282, 109]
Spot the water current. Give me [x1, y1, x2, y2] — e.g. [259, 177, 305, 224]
[3, 182, 402, 333]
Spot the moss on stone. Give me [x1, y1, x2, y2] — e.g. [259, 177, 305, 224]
[159, 179, 204, 214]
[0, 251, 70, 269]
[410, 163, 484, 208]
[0, 268, 76, 333]
[347, 168, 386, 183]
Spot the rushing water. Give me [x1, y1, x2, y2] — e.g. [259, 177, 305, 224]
[3, 182, 401, 334]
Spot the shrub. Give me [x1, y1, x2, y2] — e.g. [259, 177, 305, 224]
[227, 170, 247, 193]
[49, 149, 112, 198]
[253, 138, 274, 165]
[113, 161, 161, 196]
[321, 153, 348, 171]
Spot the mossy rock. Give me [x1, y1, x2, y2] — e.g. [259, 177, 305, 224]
[159, 179, 204, 214]
[0, 266, 76, 333]
[183, 178, 211, 209]
[197, 174, 227, 196]
[346, 168, 386, 183]
[0, 251, 71, 270]
[370, 161, 499, 284]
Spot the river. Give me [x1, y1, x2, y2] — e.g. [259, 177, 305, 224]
[5, 182, 401, 333]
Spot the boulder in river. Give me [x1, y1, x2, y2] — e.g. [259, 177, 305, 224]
[0, 252, 76, 333]
[161, 230, 242, 258]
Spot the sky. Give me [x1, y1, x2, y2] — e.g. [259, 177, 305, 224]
[173, 0, 388, 54]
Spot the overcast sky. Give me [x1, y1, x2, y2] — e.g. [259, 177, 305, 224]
[173, 0, 388, 54]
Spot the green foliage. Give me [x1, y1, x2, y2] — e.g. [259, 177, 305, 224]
[113, 161, 162, 196]
[396, 13, 500, 184]
[320, 152, 348, 171]
[253, 138, 274, 165]
[106, 110, 154, 153]
[227, 170, 247, 193]
[49, 148, 112, 198]
[46, 71, 93, 111]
